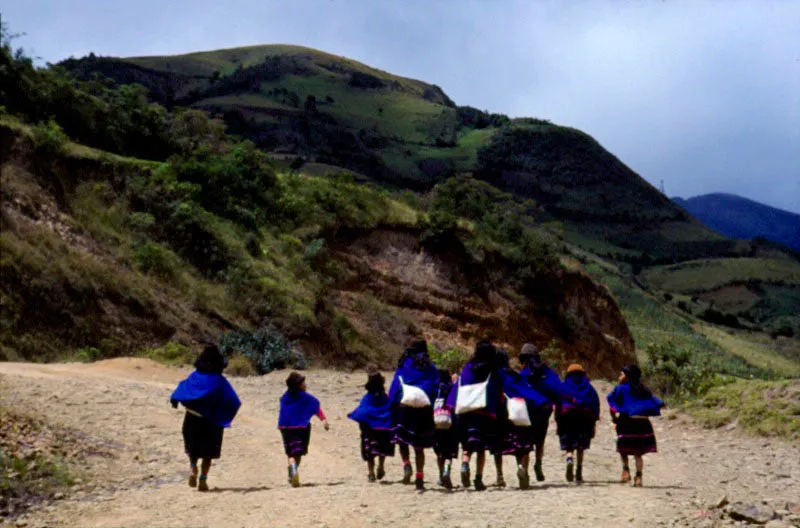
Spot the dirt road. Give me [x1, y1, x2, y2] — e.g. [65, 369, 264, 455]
[1, 359, 798, 528]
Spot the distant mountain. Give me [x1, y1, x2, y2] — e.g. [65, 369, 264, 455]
[672, 194, 800, 251]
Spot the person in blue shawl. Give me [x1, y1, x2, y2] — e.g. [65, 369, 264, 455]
[556, 364, 600, 484]
[433, 368, 458, 490]
[493, 349, 551, 490]
[447, 340, 503, 491]
[279, 371, 330, 487]
[607, 364, 664, 487]
[170, 345, 241, 492]
[519, 343, 571, 482]
[388, 339, 439, 490]
[348, 368, 395, 482]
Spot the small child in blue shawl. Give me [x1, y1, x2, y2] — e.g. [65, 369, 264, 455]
[279, 371, 329, 488]
[170, 345, 241, 492]
[555, 363, 600, 484]
[348, 368, 395, 482]
[607, 364, 664, 487]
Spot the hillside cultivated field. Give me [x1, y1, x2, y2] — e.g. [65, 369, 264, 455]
[643, 258, 800, 293]
[1, 359, 799, 528]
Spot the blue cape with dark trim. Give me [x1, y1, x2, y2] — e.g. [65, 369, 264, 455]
[348, 392, 393, 429]
[560, 376, 600, 419]
[607, 383, 664, 417]
[520, 365, 569, 404]
[388, 359, 440, 405]
[500, 368, 551, 409]
[279, 390, 321, 428]
[445, 362, 503, 416]
[171, 371, 241, 428]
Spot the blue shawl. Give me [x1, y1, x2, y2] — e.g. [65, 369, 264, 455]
[388, 359, 440, 406]
[521, 365, 569, 405]
[445, 361, 503, 416]
[607, 383, 664, 417]
[348, 392, 393, 430]
[500, 368, 550, 410]
[171, 371, 241, 428]
[560, 375, 600, 420]
[278, 390, 321, 428]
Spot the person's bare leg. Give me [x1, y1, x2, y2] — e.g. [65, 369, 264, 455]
[575, 449, 584, 483]
[188, 457, 198, 487]
[634, 455, 644, 487]
[414, 448, 425, 490]
[620, 454, 631, 483]
[494, 453, 506, 487]
[516, 453, 530, 489]
[367, 457, 376, 481]
[289, 455, 302, 487]
[377, 456, 386, 480]
[400, 444, 412, 484]
[461, 451, 472, 488]
[565, 449, 575, 482]
[437, 456, 445, 481]
[474, 450, 487, 490]
[198, 458, 211, 491]
[533, 442, 545, 481]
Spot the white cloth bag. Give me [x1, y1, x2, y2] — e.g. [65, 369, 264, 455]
[506, 396, 531, 426]
[399, 376, 431, 408]
[455, 374, 490, 415]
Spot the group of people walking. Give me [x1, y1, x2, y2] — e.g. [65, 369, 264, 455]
[169, 340, 664, 492]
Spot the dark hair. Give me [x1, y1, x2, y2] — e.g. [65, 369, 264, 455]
[397, 338, 429, 368]
[194, 345, 227, 374]
[286, 371, 306, 391]
[495, 348, 510, 370]
[468, 340, 496, 377]
[365, 368, 385, 393]
[437, 368, 452, 384]
[622, 364, 651, 397]
[519, 343, 542, 369]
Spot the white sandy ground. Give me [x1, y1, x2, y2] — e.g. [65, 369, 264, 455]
[0, 358, 798, 528]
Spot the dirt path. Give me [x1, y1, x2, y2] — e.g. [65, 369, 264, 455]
[1, 359, 798, 528]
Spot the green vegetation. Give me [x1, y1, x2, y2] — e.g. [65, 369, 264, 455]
[685, 379, 800, 440]
[644, 258, 800, 293]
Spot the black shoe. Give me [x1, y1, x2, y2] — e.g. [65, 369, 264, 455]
[566, 458, 574, 483]
[415, 477, 425, 491]
[474, 476, 486, 491]
[402, 464, 412, 485]
[368, 473, 377, 483]
[376, 465, 385, 481]
[575, 466, 583, 484]
[461, 462, 471, 488]
[441, 465, 453, 490]
[534, 461, 545, 482]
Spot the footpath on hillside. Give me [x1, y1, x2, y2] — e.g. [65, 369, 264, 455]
[1, 359, 798, 528]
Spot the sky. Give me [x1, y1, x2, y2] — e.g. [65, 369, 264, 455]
[3, 0, 799, 213]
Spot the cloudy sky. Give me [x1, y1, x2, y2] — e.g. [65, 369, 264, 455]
[4, 0, 799, 213]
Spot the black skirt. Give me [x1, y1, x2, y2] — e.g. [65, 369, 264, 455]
[458, 412, 500, 453]
[182, 412, 224, 460]
[360, 425, 395, 460]
[616, 417, 657, 455]
[281, 426, 312, 457]
[495, 424, 536, 456]
[530, 407, 552, 446]
[393, 406, 435, 448]
[433, 427, 460, 460]
[556, 411, 596, 451]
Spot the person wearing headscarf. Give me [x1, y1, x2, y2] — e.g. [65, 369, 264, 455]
[556, 364, 600, 484]
[433, 368, 459, 490]
[446, 340, 503, 491]
[493, 348, 551, 489]
[518, 343, 570, 482]
[170, 345, 241, 492]
[388, 338, 439, 490]
[348, 368, 395, 482]
[607, 364, 664, 487]
[279, 371, 330, 487]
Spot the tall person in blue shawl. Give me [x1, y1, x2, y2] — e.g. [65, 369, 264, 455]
[556, 364, 600, 484]
[170, 345, 241, 492]
[279, 372, 330, 488]
[519, 343, 570, 482]
[494, 349, 551, 490]
[448, 340, 503, 491]
[348, 368, 395, 482]
[388, 339, 439, 491]
[607, 364, 664, 487]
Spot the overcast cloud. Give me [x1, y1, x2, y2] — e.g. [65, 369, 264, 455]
[3, 0, 799, 212]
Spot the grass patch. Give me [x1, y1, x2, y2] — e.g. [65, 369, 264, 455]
[695, 325, 800, 378]
[644, 257, 800, 293]
[684, 379, 800, 440]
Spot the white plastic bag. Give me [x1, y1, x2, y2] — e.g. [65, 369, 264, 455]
[433, 396, 452, 429]
[455, 374, 490, 415]
[507, 396, 531, 426]
[399, 377, 432, 408]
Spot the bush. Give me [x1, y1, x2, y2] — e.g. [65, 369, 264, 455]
[642, 342, 720, 402]
[225, 354, 257, 377]
[145, 341, 194, 366]
[72, 346, 103, 363]
[133, 242, 182, 280]
[428, 344, 469, 373]
[219, 325, 307, 375]
[32, 118, 68, 157]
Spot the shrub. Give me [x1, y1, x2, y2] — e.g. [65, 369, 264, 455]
[72, 346, 103, 363]
[145, 341, 194, 366]
[225, 354, 257, 377]
[642, 342, 720, 402]
[219, 325, 307, 375]
[428, 344, 469, 373]
[133, 242, 181, 280]
[32, 118, 68, 157]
